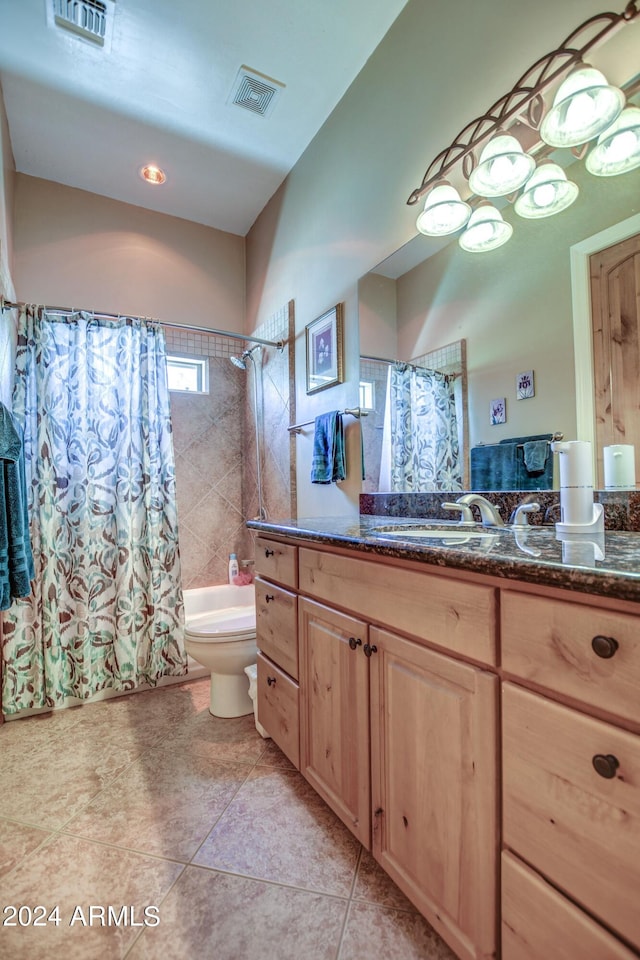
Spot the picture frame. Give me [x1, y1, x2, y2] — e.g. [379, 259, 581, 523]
[516, 369, 535, 399]
[305, 303, 344, 394]
[490, 397, 506, 425]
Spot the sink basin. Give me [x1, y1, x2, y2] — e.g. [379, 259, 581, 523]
[370, 522, 492, 542]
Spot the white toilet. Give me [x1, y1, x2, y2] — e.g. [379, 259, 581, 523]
[183, 584, 257, 718]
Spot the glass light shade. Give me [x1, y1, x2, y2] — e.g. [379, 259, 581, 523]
[459, 204, 513, 253]
[140, 164, 166, 184]
[586, 106, 640, 176]
[540, 66, 624, 148]
[467, 135, 535, 197]
[416, 183, 471, 236]
[514, 162, 579, 219]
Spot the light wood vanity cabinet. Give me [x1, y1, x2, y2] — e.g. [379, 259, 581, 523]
[254, 532, 640, 960]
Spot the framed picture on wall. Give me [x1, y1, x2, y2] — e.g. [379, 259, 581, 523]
[306, 303, 344, 394]
[490, 397, 506, 425]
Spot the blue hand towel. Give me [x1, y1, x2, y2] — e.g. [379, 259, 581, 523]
[0, 403, 35, 610]
[311, 411, 346, 484]
[470, 443, 519, 490]
[522, 439, 549, 472]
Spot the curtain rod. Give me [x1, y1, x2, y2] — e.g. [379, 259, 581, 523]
[0, 297, 285, 350]
[361, 354, 460, 379]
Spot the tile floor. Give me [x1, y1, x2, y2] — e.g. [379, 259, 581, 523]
[0, 678, 456, 960]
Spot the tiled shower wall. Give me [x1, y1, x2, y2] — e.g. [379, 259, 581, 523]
[166, 302, 294, 590]
[239, 301, 296, 562]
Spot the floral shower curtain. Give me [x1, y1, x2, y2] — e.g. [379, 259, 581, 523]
[382, 362, 462, 492]
[1, 307, 186, 715]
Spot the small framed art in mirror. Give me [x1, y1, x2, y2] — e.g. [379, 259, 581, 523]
[306, 303, 344, 394]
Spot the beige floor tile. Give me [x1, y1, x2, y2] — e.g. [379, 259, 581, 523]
[0, 819, 51, 879]
[0, 833, 183, 960]
[0, 735, 143, 830]
[352, 848, 417, 911]
[166, 709, 266, 765]
[338, 901, 458, 960]
[254, 738, 295, 769]
[128, 865, 347, 960]
[193, 765, 360, 896]
[64, 745, 250, 861]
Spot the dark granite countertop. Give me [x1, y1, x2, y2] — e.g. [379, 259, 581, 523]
[247, 515, 640, 605]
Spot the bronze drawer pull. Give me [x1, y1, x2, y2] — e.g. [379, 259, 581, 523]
[265, 594, 275, 603]
[267, 676, 277, 687]
[348, 637, 362, 650]
[364, 642, 378, 658]
[592, 753, 619, 779]
[265, 548, 275, 557]
[591, 635, 619, 659]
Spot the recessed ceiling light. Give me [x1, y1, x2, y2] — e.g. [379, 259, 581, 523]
[140, 164, 166, 185]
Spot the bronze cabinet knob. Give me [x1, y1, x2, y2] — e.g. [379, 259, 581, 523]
[591, 635, 619, 659]
[592, 754, 619, 779]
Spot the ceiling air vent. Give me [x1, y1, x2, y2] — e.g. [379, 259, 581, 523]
[229, 66, 285, 118]
[50, 0, 114, 47]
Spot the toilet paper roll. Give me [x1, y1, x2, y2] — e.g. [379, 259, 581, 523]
[603, 444, 636, 490]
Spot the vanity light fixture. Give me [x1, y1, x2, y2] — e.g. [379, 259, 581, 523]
[586, 105, 640, 175]
[416, 181, 471, 236]
[140, 164, 166, 185]
[406, 2, 640, 249]
[514, 161, 579, 218]
[467, 134, 535, 198]
[540, 65, 625, 148]
[458, 203, 513, 253]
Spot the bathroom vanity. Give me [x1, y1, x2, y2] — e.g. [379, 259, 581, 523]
[249, 515, 640, 960]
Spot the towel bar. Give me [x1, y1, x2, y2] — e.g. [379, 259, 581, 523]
[515, 431, 563, 449]
[288, 407, 368, 434]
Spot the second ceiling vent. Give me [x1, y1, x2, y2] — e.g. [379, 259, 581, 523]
[229, 66, 285, 119]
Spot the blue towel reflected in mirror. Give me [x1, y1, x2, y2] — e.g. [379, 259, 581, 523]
[471, 433, 553, 490]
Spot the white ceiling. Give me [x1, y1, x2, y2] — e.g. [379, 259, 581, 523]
[0, 0, 410, 235]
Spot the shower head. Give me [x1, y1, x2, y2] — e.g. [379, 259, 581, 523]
[229, 344, 261, 370]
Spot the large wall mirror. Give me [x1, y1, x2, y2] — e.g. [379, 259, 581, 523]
[358, 21, 640, 494]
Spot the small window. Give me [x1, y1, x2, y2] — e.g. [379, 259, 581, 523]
[166, 354, 209, 394]
[359, 379, 375, 411]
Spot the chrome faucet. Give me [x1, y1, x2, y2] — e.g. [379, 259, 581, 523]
[451, 493, 505, 527]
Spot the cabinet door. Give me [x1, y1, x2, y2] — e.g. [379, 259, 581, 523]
[299, 597, 370, 846]
[370, 626, 499, 960]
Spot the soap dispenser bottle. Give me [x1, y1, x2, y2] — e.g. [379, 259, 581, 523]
[550, 440, 604, 535]
[228, 553, 239, 584]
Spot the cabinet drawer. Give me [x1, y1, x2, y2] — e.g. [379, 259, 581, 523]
[299, 547, 497, 665]
[255, 577, 298, 680]
[503, 682, 640, 949]
[502, 851, 636, 960]
[257, 652, 299, 769]
[255, 536, 298, 589]
[502, 591, 640, 725]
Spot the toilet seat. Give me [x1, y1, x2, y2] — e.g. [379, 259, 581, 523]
[185, 605, 256, 641]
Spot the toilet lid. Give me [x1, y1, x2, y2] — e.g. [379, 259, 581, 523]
[185, 605, 256, 640]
